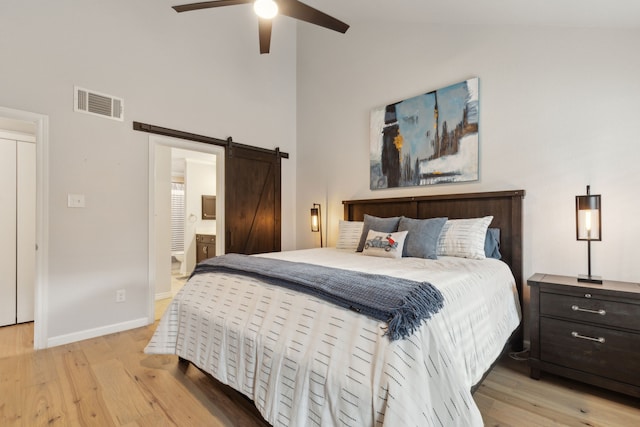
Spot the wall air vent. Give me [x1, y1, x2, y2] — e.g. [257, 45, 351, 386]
[74, 86, 124, 121]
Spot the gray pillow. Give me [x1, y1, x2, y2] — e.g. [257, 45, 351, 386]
[356, 214, 402, 252]
[398, 217, 448, 259]
[485, 228, 502, 259]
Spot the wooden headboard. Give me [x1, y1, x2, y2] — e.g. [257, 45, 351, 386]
[343, 190, 526, 348]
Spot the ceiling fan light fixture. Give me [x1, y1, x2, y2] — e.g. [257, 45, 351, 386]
[172, 0, 348, 54]
[254, 0, 278, 19]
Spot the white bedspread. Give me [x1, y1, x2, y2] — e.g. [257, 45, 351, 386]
[145, 248, 521, 426]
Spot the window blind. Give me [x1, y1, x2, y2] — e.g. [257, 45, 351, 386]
[171, 182, 185, 252]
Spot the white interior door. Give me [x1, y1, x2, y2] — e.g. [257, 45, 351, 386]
[0, 138, 17, 326]
[0, 107, 47, 349]
[17, 141, 36, 322]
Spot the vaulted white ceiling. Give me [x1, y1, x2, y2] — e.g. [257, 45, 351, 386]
[302, 0, 640, 28]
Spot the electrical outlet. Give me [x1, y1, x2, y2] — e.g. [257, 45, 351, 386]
[116, 289, 126, 303]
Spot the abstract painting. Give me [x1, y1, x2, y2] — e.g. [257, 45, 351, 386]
[370, 78, 479, 189]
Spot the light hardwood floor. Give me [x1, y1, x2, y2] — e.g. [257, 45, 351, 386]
[1, 316, 638, 426]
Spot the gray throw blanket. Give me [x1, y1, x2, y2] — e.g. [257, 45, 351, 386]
[191, 253, 444, 341]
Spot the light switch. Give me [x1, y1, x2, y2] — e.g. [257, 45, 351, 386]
[68, 194, 85, 208]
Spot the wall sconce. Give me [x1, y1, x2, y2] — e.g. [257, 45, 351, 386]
[576, 185, 602, 284]
[310, 203, 323, 248]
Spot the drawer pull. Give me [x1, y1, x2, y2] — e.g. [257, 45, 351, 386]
[571, 331, 605, 343]
[571, 305, 605, 315]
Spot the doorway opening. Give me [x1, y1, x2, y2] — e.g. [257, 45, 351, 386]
[0, 106, 49, 350]
[148, 135, 224, 322]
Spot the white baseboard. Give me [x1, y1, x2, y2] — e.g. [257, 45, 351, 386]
[155, 291, 173, 300]
[47, 317, 150, 348]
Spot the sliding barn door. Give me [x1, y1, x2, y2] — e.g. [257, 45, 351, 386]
[225, 144, 281, 254]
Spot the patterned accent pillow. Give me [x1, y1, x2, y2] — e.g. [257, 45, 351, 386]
[437, 216, 494, 259]
[362, 230, 408, 259]
[335, 220, 364, 250]
[356, 214, 402, 252]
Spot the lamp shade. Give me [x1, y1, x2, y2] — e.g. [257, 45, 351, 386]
[576, 192, 601, 241]
[575, 185, 603, 284]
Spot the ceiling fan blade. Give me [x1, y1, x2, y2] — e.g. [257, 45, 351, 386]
[278, 0, 349, 33]
[258, 18, 272, 54]
[172, 0, 252, 13]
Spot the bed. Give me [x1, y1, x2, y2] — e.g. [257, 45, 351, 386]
[145, 190, 525, 426]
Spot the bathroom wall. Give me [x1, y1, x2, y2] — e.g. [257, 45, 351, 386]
[183, 157, 216, 274]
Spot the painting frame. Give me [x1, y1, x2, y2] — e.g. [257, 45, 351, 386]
[370, 77, 479, 189]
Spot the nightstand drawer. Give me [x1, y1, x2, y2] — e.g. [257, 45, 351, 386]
[540, 292, 640, 332]
[540, 317, 640, 385]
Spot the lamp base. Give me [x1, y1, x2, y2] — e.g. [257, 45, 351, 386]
[577, 274, 603, 284]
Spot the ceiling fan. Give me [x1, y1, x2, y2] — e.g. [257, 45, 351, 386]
[172, 0, 349, 54]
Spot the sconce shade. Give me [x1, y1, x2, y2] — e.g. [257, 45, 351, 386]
[310, 207, 320, 232]
[310, 203, 323, 247]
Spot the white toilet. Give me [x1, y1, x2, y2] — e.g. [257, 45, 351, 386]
[171, 251, 184, 275]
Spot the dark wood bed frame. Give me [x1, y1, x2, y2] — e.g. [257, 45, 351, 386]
[343, 189, 526, 351]
[177, 189, 526, 419]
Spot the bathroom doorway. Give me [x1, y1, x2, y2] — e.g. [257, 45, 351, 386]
[169, 147, 218, 291]
[148, 135, 224, 322]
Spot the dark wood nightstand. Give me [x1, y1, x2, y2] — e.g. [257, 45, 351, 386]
[528, 273, 640, 398]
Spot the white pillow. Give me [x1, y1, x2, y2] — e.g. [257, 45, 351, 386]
[335, 220, 364, 250]
[437, 216, 493, 259]
[362, 230, 408, 259]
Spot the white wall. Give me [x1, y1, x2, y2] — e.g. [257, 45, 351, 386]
[0, 0, 297, 345]
[184, 159, 216, 273]
[4, 1, 637, 346]
[153, 145, 172, 298]
[296, 23, 640, 296]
